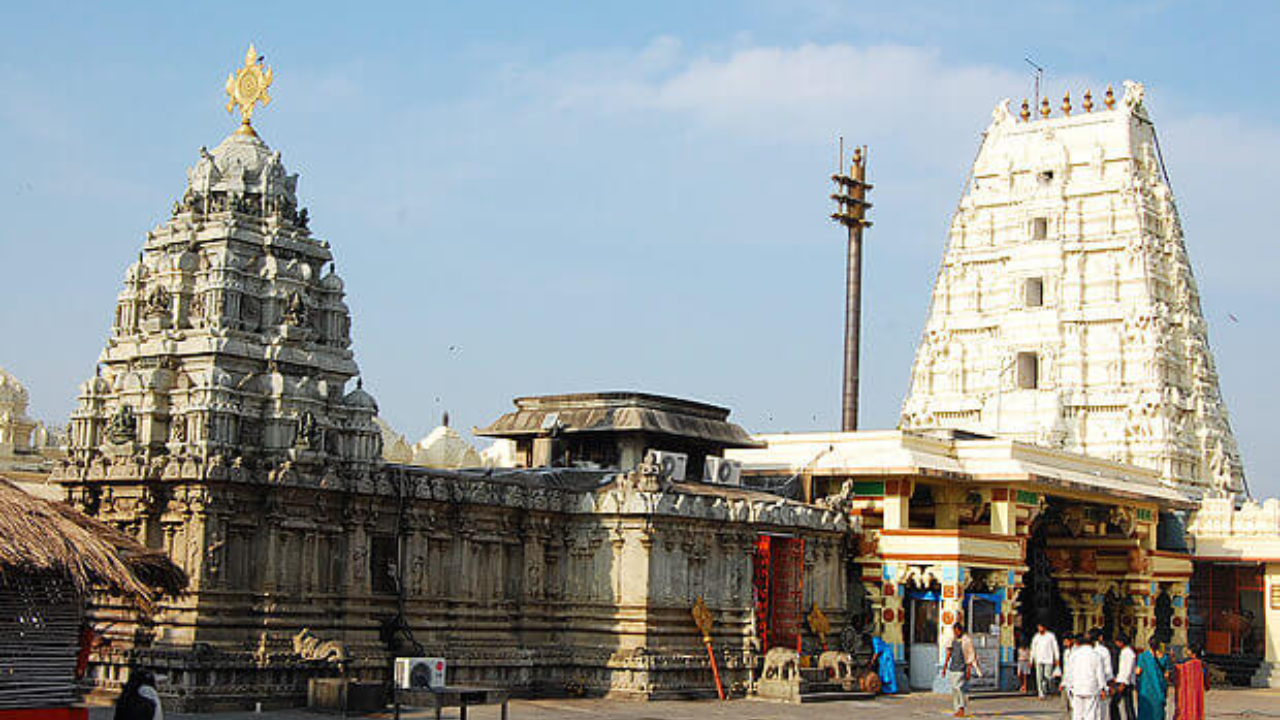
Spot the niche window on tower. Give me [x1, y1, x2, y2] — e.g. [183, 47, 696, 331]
[1016, 351, 1040, 390]
[1024, 277, 1045, 308]
[1031, 217, 1049, 241]
[369, 535, 399, 594]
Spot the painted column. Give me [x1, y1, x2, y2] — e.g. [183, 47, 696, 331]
[880, 564, 906, 663]
[1262, 563, 1280, 688]
[883, 479, 912, 530]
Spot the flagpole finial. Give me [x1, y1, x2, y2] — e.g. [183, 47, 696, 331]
[224, 44, 274, 137]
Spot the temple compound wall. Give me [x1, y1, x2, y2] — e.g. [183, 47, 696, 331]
[900, 82, 1244, 498]
[58, 457, 846, 710]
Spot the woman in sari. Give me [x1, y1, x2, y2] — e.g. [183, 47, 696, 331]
[1174, 646, 1207, 720]
[866, 632, 899, 694]
[1134, 643, 1171, 720]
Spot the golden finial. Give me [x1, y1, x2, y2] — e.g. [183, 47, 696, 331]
[1083, 90, 1094, 113]
[1061, 92, 1072, 116]
[1104, 85, 1116, 110]
[225, 44, 273, 137]
[851, 146, 863, 167]
[1020, 99, 1031, 122]
[1040, 96, 1051, 118]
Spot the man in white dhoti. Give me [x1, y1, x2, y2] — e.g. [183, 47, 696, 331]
[1065, 632, 1109, 720]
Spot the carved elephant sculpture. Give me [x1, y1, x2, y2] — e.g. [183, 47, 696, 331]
[818, 650, 854, 681]
[762, 647, 800, 681]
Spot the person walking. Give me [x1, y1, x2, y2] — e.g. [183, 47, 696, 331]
[1017, 638, 1032, 694]
[1111, 635, 1137, 720]
[1135, 642, 1171, 720]
[942, 623, 982, 718]
[1173, 646, 1207, 720]
[1061, 634, 1078, 720]
[1064, 632, 1109, 720]
[114, 669, 163, 720]
[1031, 622, 1062, 698]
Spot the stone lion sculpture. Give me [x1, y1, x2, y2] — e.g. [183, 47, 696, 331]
[761, 647, 800, 681]
[293, 627, 349, 668]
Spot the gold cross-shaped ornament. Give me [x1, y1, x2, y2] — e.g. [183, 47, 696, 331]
[225, 44, 273, 136]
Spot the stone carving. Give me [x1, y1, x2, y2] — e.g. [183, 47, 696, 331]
[294, 412, 322, 451]
[169, 417, 186, 444]
[1122, 80, 1145, 112]
[761, 647, 800, 681]
[106, 404, 138, 444]
[818, 650, 854, 681]
[144, 284, 171, 320]
[282, 291, 308, 327]
[291, 628, 348, 668]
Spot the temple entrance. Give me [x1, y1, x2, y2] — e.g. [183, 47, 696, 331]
[1190, 562, 1264, 657]
[906, 587, 941, 690]
[752, 535, 805, 653]
[965, 592, 1001, 691]
[1019, 516, 1071, 641]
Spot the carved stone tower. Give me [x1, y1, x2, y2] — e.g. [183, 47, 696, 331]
[54, 49, 381, 657]
[900, 82, 1245, 498]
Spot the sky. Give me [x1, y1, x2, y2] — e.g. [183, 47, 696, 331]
[1, 1, 1276, 497]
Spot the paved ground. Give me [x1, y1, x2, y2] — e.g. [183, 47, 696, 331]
[87, 688, 1280, 720]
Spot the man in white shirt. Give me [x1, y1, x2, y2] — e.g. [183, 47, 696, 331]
[1031, 623, 1061, 699]
[1110, 635, 1136, 720]
[1064, 632, 1109, 720]
[1061, 634, 1077, 720]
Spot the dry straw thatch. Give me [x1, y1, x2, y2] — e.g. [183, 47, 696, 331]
[0, 477, 185, 609]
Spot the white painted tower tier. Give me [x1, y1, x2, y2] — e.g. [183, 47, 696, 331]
[901, 82, 1244, 498]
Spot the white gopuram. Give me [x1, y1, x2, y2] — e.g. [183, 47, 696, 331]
[900, 82, 1244, 498]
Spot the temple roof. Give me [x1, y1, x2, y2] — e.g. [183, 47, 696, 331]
[475, 391, 763, 448]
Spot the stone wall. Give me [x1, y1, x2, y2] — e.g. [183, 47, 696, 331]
[60, 461, 848, 710]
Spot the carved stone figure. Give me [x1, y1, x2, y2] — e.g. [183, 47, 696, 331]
[291, 627, 348, 668]
[106, 404, 138, 444]
[282, 291, 308, 327]
[761, 647, 800, 681]
[818, 650, 854, 681]
[144, 284, 171, 320]
[294, 412, 321, 451]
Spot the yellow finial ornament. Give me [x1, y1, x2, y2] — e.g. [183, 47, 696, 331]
[225, 44, 273, 137]
[1020, 99, 1031, 122]
[1083, 90, 1094, 113]
[1104, 85, 1116, 110]
[1040, 96, 1051, 118]
[1061, 92, 1072, 116]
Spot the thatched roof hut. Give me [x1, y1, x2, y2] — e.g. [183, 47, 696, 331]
[0, 478, 185, 712]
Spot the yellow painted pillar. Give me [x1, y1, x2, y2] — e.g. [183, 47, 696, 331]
[883, 479, 912, 530]
[880, 563, 907, 666]
[990, 489, 1016, 536]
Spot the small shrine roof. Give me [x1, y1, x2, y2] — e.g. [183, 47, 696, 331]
[475, 391, 763, 449]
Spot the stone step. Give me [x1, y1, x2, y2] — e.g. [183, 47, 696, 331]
[797, 690, 877, 703]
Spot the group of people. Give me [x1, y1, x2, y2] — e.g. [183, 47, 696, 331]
[1016, 623, 1208, 720]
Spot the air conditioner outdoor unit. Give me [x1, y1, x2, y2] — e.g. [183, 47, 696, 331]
[645, 450, 687, 482]
[394, 657, 447, 690]
[704, 457, 742, 486]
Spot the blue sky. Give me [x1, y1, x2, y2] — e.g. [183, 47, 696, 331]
[2, 2, 1276, 496]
